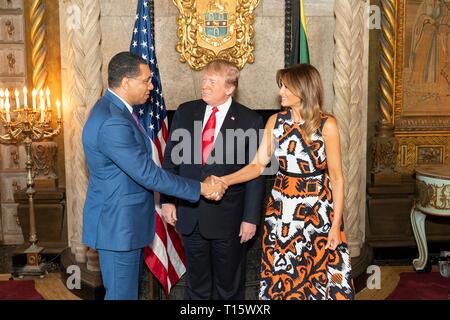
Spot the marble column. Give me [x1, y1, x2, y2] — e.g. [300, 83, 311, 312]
[59, 0, 102, 265]
[332, 0, 369, 258]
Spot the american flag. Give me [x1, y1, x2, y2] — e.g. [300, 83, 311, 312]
[130, 0, 186, 297]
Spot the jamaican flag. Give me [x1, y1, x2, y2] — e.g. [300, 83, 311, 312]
[289, 0, 310, 65]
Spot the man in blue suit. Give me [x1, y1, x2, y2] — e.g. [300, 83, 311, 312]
[82, 52, 225, 300]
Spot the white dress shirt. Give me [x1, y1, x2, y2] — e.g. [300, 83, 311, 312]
[202, 96, 232, 143]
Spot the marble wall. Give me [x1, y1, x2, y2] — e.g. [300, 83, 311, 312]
[97, 0, 336, 111]
[304, 0, 336, 113]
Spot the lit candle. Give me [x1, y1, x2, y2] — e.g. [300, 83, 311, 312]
[56, 100, 61, 119]
[45, 87, 51, 110]
[5, 89, 10, 111]
[23, 86, 28, 108]
[40, 91, 45, 123]
[14, 89, 20, 109]
[32, 89, 37, 111]
[39, 89, 45, 108]
[5, 93, 10, 123]
[0, 89, 4, 110]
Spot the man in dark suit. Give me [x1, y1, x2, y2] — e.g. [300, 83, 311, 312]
[162, 60, 265, 300]
[82, 52, 225, 300]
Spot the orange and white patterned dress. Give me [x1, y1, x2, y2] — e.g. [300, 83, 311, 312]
[259, 111, 354, 300]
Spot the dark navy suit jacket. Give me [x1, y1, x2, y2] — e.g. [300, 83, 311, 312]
[162, 99, 265, 239]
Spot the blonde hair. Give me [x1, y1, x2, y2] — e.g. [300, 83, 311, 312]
[205, 59, 240, 89]
[276, 64, 325, 144]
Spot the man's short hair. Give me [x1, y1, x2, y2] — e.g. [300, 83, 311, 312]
[205, 59, 240, 89]
[108, 52, 147, 88]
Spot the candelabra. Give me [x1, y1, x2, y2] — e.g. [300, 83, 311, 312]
[0, 86, 61, 277]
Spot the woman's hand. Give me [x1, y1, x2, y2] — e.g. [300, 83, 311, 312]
[201, 176, 228, 201]
[325, 226, 342, 251]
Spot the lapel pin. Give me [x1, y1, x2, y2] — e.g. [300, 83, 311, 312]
[231, 116, 236, 121]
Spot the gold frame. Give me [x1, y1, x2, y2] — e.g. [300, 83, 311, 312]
[379, 0, 450, 174]
[393, 0, 450, 132]
[172, 0, 260, 70]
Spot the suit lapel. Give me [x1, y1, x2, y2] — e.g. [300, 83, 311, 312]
[105, 90, 127, 112]
[195, 101, 207, 124]
[105, 90, 152, 152]
[218, 100, 238, 133]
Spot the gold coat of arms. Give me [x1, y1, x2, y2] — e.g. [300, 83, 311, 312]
[173, 0, 261, 70]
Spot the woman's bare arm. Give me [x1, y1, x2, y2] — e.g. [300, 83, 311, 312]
[221, 114, 278, 186]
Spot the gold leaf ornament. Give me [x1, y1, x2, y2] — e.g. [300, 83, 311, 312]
[173, 0, 260, 70]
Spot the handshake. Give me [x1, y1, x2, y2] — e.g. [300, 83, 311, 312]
[200, 176, 228, 201]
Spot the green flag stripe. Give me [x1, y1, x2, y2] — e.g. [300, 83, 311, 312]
[298, 0, 310, 64]
[299, 23, 309, 64]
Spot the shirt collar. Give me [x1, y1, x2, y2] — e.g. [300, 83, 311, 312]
[206, 96, 232, 113]
[108, 88, 133, 114]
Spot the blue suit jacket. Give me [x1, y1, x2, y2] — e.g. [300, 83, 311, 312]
[82, 90, 200, 251]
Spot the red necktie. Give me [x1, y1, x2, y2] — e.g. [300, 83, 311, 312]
[202, 107, 218, 165]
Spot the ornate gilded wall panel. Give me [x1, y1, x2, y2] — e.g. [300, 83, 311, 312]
[387, 0, 450, 174]
[0, 14, 24, 42]
[0, 0, 26, 244]
[397, 135, 450, 174]
[1, 203, 23, 244]
[173, 0, 260, 70]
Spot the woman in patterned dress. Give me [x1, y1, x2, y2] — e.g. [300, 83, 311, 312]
[219, 64, 354, 300]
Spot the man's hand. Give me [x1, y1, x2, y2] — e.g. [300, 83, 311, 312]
[162, 203, 177, 227]
[239, 221, 257, 244]
[207, 176, 229, 200]
[201, 176, 228, 201]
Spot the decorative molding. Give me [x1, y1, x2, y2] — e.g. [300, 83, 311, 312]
[333, 0, 366, 258]
[396, 118, 450, 131]
[417, 181, 450, 211]
[398, 135, 450, 174]
[379, 0, 395, 127]
[371, 0, 400, 181]
[372, 136, 397, 173]
[416, 146, 443, 165]
[5, 19, 15, 37]
[172, 0, 260, 70]
[10, 148, 19, 168]
[64, 0, 102, 263]
[30, 0, 48, 90]
[0, 0, 27, 245]
[376, 0, 450, 172]
[12, 180, 21, 193]
[6, 52, 16, 73]
[31, 141, 57, 179]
